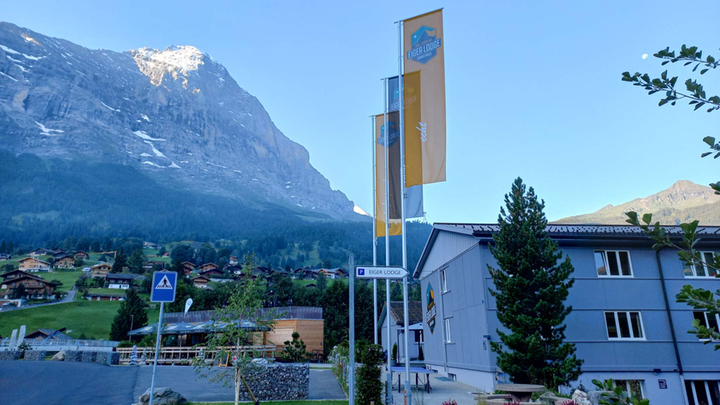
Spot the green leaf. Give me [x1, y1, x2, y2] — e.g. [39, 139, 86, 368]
[642, 213, 653, 225]
[702, 152, 713, 158]
[703, 136, 716, 147]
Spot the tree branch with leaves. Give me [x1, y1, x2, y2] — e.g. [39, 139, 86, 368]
[622, 44, 720, 350]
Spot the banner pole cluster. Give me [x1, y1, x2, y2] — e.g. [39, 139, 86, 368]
[372, 116, 378, 345]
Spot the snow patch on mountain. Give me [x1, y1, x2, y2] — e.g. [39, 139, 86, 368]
[101, 102, 120, 112]
[353, 205, 370, 217]
[35, 121, 64, 136]
[131, 45, 205, 87]
[133, 130, 165, 141]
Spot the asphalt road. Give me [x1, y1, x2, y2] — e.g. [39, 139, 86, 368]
[0, 361, 345, 405]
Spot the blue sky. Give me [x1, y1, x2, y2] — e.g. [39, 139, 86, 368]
[2, 0, 719, 223]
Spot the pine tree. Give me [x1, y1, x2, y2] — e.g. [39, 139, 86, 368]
[0, 241, 6, 254]
[489, 177, 582, 390]
[111, 247, 127, 273]
[110, 288, 148, 341]
[128, 248, 145, 274]
[281, 332, 310, 362]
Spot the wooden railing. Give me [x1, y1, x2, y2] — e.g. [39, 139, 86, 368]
[116, 345, 277, 365]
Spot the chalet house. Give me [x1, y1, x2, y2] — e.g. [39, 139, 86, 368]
[147, 260, 166, 269]
[162, 252, 171, 258]
[319, 268, 348, 279]
[18, 257, 51, 272]
[192, 275, 210, 289]
[199, 263, 218, 272]
[226, 265, 243, 275]
[0, 273, 57, 299]
[143, 241, 161, 250]
[54, 255, 75, 269]
[199, 268, 223, 278]
[182, 262, 195, 275]
[0, 254, 11, 261]
[52, 251, 68, 260]
[28, 248, 49, 257]
[106, 274, 134, 289]
[91, 263, 112, 278]
[25, 328, 71, 340]
[303, 269, 316, 280]
[229, 255, 239, 265]
[73, 251, 88, 260]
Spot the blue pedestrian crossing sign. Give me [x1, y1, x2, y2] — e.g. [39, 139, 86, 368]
[151, 271, 177, 303]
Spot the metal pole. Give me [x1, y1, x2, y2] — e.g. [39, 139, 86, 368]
[383, 77, 393, 405]
[149, 301, 164, 405]
[398, 19, 411, 405]
[348, 254, 355, 405]
[373, 116, 378, 345]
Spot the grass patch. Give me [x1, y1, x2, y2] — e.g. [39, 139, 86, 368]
[0, 298, 160, 340]
[44, 270, 84, 292]
[86, 288, 126, 296]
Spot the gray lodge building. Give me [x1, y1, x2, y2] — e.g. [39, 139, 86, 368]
[412, 223, 720, 405]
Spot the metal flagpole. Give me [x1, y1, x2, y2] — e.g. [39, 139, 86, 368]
[383, 77, 393, 405]
[348, 254, 355, 405]
[149, 301, 164, 405]
[372, 116, 378, 345]
[398, 18, 411, 405]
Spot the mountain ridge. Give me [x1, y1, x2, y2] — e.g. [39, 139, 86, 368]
[0, 21, 354, 218]
[556, 180, 720, 225]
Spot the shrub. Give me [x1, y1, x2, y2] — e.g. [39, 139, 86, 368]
[356, 342, 383, 405]
[391, 343, 398, 361]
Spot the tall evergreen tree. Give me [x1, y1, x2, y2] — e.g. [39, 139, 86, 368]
[110, 288, 148, 341]
[111, 247, 127, 273]
[128, 248, 145, 274]
[489, 178, 582, 390]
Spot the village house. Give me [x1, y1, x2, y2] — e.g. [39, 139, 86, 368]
[53, 255, 75, 269]
[73, 251, 89, 260]
[0, 253, 11, 261]
[226, 265, 243, 275]
[17, 257, 51, 272]
[379, 301, 424, 363]
[199, 268, 223, 278]
[106, 274, 134, 289]
[91, 263, 112, 278]
[229, 255, 239, 265]
[0, 270, 57, 300]
[199, 263, 218, 272]
[192, 275, 210, 289]
[182, 261, 195, 275]
[318, 268, 348, 279]
[28, 248, 49, 258]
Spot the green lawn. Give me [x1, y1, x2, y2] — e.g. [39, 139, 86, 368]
[0, 296, 160, 340]
[44, 270, 84, 292]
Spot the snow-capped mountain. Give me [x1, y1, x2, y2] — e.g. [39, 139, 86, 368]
[0, 22, 353, 217]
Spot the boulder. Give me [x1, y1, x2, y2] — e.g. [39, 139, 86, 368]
[52, 351, 66, 361]
[572, 389, 591, 405]
[138, 387, 186, 405]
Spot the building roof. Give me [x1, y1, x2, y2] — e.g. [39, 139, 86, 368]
[379, 301, 423, 327]
[25, 328, 71, 340]
[1, 270, 41, 281]
[192, 275, 210, 282]
[18, 257, 50, 265]
[413, 222, 720, 279]
[106, 274, 134, 281]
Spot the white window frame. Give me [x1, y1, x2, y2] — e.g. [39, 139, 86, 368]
[684, 251, 718, 278]
[687, 380, 720, 405]
[693, 311, 720, 342]
[444, 318, 452, 343]
[595, 250, 634, 277]
[613, 379, 645, 400]
[604, 311, 646, 340]
[440, 268, 448, 293]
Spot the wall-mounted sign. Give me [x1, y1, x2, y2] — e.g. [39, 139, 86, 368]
[658, 379, 667, 389]
[426, 283, 436, 334]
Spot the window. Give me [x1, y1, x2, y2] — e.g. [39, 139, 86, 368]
[444, 318, 452, 343]
[595, 251, 633, 276]
[694, 311, 720, 333]
[684, 252, 717, 277]
[440, 269, 448, 292]
[613, 380, 644, 400]
[686, 380, 720, 405]
[605, 311, 644, 339]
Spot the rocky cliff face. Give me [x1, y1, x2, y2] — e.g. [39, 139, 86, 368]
[0, 22, 353, 217]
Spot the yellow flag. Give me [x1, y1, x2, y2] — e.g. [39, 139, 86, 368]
[403, 9, 446, 187]
[375, 114, 402, 237]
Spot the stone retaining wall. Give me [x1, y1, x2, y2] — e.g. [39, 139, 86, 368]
[63, 350, 119, 365]
[23, 350, 47, 361]
[236, 363, 309, 401]
[0, 351, 21, 361]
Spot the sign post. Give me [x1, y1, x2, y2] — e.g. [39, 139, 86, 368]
[149, 271, 177, 405]
[355, 266, 408, 279]
[348, 254, 355, 405]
